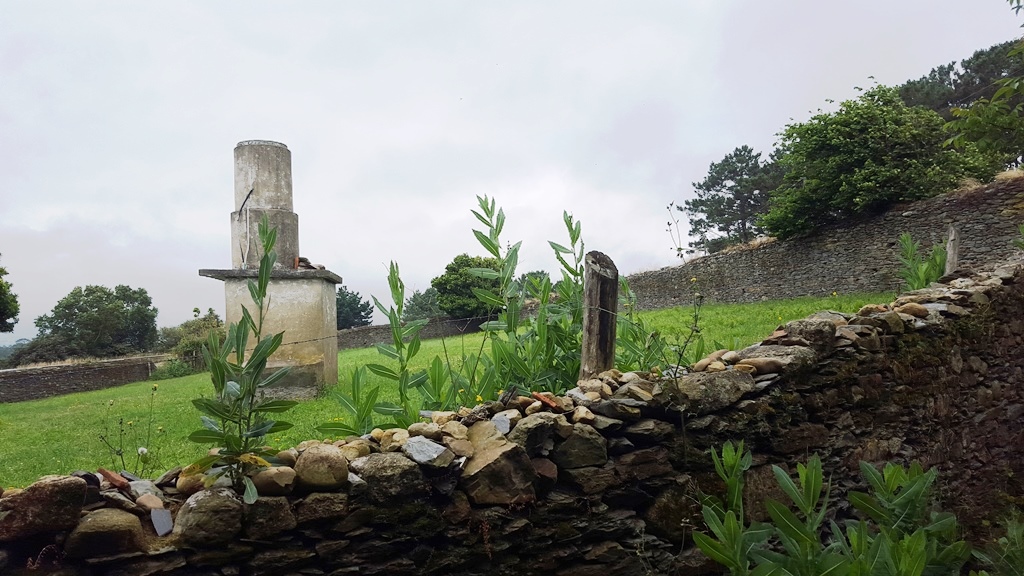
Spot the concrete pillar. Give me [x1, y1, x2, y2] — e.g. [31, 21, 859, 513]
[230, 140, 300, 270]
[202, 140, 342, 398]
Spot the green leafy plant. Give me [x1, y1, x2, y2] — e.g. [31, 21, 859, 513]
[692, 441, 771, 576]
[616, 278, 669, 373]
[183, 217, 297, 504]
[365, 261, 428, 426]
[316, 365, 380, 437]
[753, 455, 846, 575]
[694, 443, 972, 576]
[468, 196, 587, 395]
[972, 511, 1024, 576]
[1014, 224, 1024, 251]
[898, 232, 948, 291]
[149, 359, 195, 380]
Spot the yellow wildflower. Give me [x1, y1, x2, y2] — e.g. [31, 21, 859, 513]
[475, 395, 483, 403]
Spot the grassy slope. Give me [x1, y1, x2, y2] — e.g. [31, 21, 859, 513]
[0, 291, 888, 488]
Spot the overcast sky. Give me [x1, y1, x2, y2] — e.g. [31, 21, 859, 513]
[0, 1, 1019, 345]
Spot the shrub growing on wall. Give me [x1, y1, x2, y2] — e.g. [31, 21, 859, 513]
[761, 85, 1003, 239]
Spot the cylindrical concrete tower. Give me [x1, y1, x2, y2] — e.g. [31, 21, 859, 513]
[230, 140, 300, 269]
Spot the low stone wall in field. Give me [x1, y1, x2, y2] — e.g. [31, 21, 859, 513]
[1, 260, 1021, 575]
[0, 357, 165, 404]
[337, 316, 487, 350]
[628, 177, 1024, 310]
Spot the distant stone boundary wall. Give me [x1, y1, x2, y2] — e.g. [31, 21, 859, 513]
[0, 356, 167, 404]
[337, 317, 487, 350]
[628, 178, 1024, 310]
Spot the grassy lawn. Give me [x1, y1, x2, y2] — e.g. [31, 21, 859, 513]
[0, 291, 888, 488]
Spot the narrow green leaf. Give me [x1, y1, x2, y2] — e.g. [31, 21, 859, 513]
[189, 429, 226, 444]
[254, 399, 298, 413]
[242, 476, 258, 505]
[192, 398, 234, 420]
[468, 267, 500, 280]
[257, 367, 290, 389]
[472, 288, 505, 308]
[366, 363, 400, 380]
[266, 420, 293, 434]
[765, 500, 815, 546]
[243, 420, 275, 438]
[692, 532, 735, 569]
[473, 230, 501, 258]
[316, 422, 359, 436]
[374, 343, 401, 361]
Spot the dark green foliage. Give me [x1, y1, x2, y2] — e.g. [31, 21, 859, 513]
[0, 253, 18, 333]
[946, 6, 1024, 166]
[899, 40, 1020, 119]
[513, 270, 551, 296]
[430, 253, 501, 319]
[761, 86, 1003, 238]
[4, 333, 83, 367]
[695, 443, 973, 575]
[402, 287, 444, 322]
[149, 359, 194, 380]
[0, 339, 28, 361]
[972, 512, 1024, 576]
[336, 285, 373, 330]
[681, 146, 783, 253]
[24, 284, 158, 363]
[156, 308, 225, 371]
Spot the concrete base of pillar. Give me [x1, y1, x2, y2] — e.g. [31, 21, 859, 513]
[199, 268, 342, 398]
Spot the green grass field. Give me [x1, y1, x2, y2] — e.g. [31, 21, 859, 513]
[0, 291, 888, 488]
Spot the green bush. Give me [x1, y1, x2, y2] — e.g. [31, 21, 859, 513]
[431, 253, 501, 319]
[695, 442, 972, 575]
[761, 86, 1003, 239]
[898, 232, 948, 291]
[149, 359, 195, 381]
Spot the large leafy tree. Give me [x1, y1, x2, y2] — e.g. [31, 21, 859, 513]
[899, 40, 1019, 119]
[0, 253, 18, 333]
[336, 285, 373, 330]
[33, 284, 158, 359]
[761, 85, 1003, 239]
[431, 253, 500, 320]
[402, 287, 444, 322]
[680, 146, 782, 253]
[946, 3, 1024, 165]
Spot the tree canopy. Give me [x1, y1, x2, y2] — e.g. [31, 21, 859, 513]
[10, 284, 160, 365]
[402, 287, 444, 322]
[760, 86, 1003, 238]
[336, 285, 373, 330]
[431, 253, 501, 319]
[681, 146, 783, 253]
[0, 253, 18, 333]
[898, 39, 1020, 119]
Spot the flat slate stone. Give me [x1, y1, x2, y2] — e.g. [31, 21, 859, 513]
[151, 509, 173, 537]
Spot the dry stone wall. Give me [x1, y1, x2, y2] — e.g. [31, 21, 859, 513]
[337, 317, 486, 350]
[628, 178, 1024, 310]
[1, 261, 1022, 575]
[0, 357, 162, 404]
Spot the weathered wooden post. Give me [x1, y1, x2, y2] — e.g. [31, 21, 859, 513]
[579, 251, 618, 380]
[945, 225, 960, 275]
